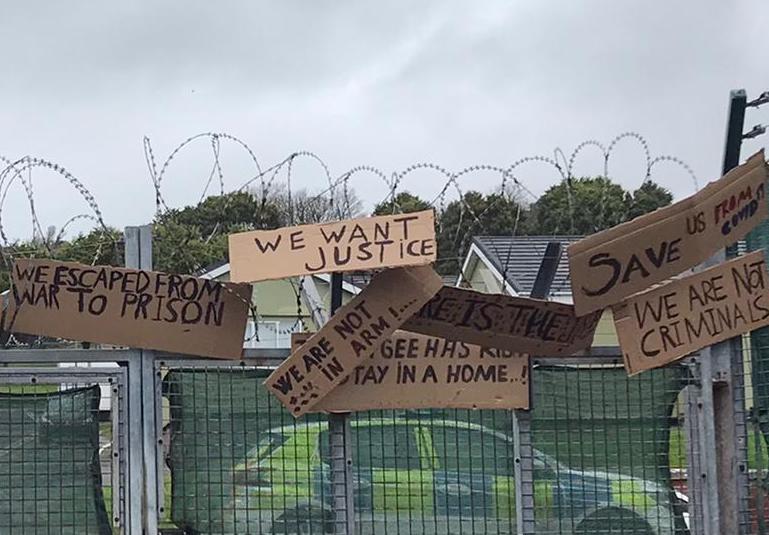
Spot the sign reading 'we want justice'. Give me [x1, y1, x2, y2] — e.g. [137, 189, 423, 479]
[228, 210, 437, 282]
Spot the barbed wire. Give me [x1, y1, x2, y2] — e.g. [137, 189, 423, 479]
[0, 131, 702, 345]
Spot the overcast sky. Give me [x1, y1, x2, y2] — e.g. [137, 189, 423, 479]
[0, 1, 767, 239]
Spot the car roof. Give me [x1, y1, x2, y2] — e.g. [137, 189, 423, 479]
[265, 418, 512, 442]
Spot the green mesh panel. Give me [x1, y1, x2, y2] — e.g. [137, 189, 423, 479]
[0, 385, 110, 534]
[747, 221, 769, 445]
[164, 364, 688, 533]
[531, 365, 689, 534]
[163, 369, 327, 534]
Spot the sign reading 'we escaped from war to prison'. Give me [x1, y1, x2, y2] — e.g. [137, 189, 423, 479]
[569, 151, 768, 316]
[228, 210, 436, 283]
[292, 331, 530, 411]
[5, 259, 251, 359]
[401, 286, 601, 356]
[614, 250, 769, 375]
[265, 265, 443, 417]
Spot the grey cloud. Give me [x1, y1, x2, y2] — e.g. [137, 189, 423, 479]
[0, 0, 767, 238]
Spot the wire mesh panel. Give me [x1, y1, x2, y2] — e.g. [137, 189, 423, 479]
[158, 359, 700, 535]
[744, 332, 769, 534]
[348, 409, 516, 534]
[745, 222, 769, 534]
[160, 364, 330, 534]
[0, 370, 126, 534]
[530, 364, 691, 535]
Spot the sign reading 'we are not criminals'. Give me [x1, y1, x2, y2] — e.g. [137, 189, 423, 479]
[228, 210, 436, 282]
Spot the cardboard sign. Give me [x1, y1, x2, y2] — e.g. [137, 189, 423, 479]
[614, 250, 769, 375]
[228, 210, 436, 282]
[569, 151, 768, 316]
[5, 259, 251, 359]
[291, 331, 529, 411]
[402, 286, 600, 355]
[264, 265, 443, 416]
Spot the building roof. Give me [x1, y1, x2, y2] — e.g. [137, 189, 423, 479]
[472, 235, 583, 296]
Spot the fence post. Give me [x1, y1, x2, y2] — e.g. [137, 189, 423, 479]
[513, 241, 562, 534]
[685, 89, 751, 534]
[709, 89, 750, 534]
[125, 225, 160, 535]
[328, 272, 355, 534]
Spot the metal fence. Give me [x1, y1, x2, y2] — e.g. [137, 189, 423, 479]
[0, 348, 704, 534]
[0, 223, 758, 534]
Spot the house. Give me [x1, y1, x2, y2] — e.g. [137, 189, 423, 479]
[198, 261, 359, 348]
[457, 235, 619, 347]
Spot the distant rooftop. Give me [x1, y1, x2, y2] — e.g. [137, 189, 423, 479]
[472, 235, 583, 296]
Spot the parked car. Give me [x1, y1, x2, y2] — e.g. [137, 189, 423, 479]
[231, 418, 686, 534]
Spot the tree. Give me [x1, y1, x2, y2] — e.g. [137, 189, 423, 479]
[269, 186, 363, 225]
[373, 192, 431, 215]
[0, 227, 123, 292]
[436, 191, 530, 275]
[152, 190, 286, 274]
[627, 181, 673, 220]
[157, 191, 281, 240]
[532, 176, 673, 235]
[55, 227, 123, 267]
[152, 218, 229, 275]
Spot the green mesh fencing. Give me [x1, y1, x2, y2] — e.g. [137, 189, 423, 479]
[163, 368, 328, 534]
[0, 385, 111, 534]
[163, 363, 689, 534]
[746, 220, 769, 532]
[531, 365, 690, 534]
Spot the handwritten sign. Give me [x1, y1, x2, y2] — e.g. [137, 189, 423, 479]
[264, 265, 443, 416]
[5, 259, 251, 359]
[228, 210, 436, 282]
[614, 250, 769, 375]
[402, 286, 600, 355]
[291, 331, 529, 411]
[569, 151, 768, 316]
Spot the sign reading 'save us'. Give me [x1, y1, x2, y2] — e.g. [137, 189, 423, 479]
[293, 331, 530, 411]
[614, 250, 769, 375]
[228, 210, 436, 282]
[265, 265, 443, 417]
[5, 259, 251, 359]
[569, 151, 768, 316]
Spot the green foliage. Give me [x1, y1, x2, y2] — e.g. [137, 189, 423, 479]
[533, 177, 629, 235]
[152, 219, 228, 276]
[436, 191, 530, 274]
[54, 227, 123, 266]
[153, 190, 284, 274]
[370, 179, 670, 276]
[627, 181, 673, 220]
[157, 191, 281, 239]
[0, 227, 122, 292]
[532, 177, 672, 235]
[373, 192, 431, 215]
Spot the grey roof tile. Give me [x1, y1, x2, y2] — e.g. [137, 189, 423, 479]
[472, 235, 583, 297]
